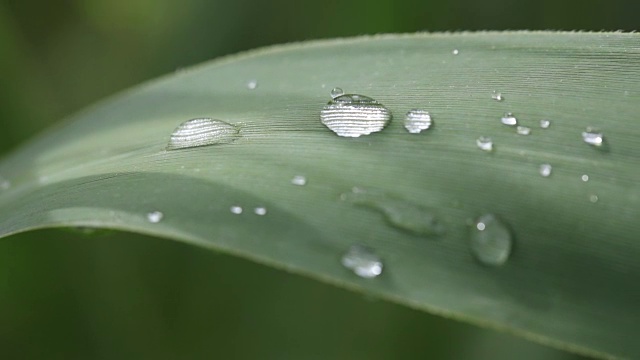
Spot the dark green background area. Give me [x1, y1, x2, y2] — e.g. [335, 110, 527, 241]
[0, 1, 634, 358]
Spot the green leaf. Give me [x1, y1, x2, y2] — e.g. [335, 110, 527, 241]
[1, 32, 638, 359]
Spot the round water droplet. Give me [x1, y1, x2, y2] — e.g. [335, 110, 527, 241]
[254, 207, 267, 216]
[247, 80, 258, 90]
[539, 164, 552, 177]
[330, 87, 344, 98]
[404, 109, 433, 134]
[452, 49, 459, 55]
[491, 91, 504, 101]
[516, 126, 531, 135]
[291, 175, 307, 186]
[230, 206, 243, 215]
[590, 194, 599, 203]
[540, 119, 551, 129]
[501, 112, 517, 126]
[341, 245, 383, 278]
[581, 174, 589, 182]
[582, 128, 604, 147]
[167, 118, 240, 150]
[476, 136, 493, 152]
[470, 214, 512, 266]
[320, 94, 392, 137]
[146, 211, 164, 223]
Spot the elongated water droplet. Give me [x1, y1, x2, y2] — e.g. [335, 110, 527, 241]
[291, 175, 307, 186]
[167, 118, 240, 150]
[581, 174, 589, 182]
[501, 112, 517, 126]
[341, 245, 383, 278]
[342, 188, 445, 237]
[470, 214, 512, 266]
[540, 119, 550, 129]
[320, 94, 392, 137]
[582, 128, 604, 147]
[330, 87, 344, 98]
[246, 79, 258, 90]
[230, 206, 243, 215]
[476, 136, 493, 152]
[146, 211, 164, 223]
[516, 126, 531, 135]
[491, 91, 504, 101]
[404, 109, 433, 134]
[254, 207, 267, 216]
[539, 164, 552, 177]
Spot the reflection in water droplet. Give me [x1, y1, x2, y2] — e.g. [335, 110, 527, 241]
[247, 80, 258, 90]
[491, 91, 504, 101]
[540, 119, 550, 129]
[404, 109, 433, 134]
[320, 94, 392, 137]
[254, 207, 267, 216]
[291, 175, 307, 186]
[501, 112, 517, 126]
[582, 128, 604, 147]
[516, 126, 531, 135]
[452, 49, 459, 55]
[581, 174, 589, 182]
[470, 214, 512, 266]
[476, 136, 493, 152]
[590, 194, 599, 203]
[230, 206, 243, 215]
[146, 211, 164, 223]
[167, 118, 239, 150]
[330, 87, 344, 98]
[539, 164, 552, 177]
[341, 188, 445, 237]
[341, 245, 383, 278]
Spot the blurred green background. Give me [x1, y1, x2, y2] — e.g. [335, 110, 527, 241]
[0, 0, 636, 358]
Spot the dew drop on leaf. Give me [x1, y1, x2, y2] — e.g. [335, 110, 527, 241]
[246, 79, 258, 90]
[404, 109, 433, 134]
[320, 94, 392, 137]
[540, 119, 551, 129]
[146, 211, 164, 223]
[253, 207, 267, 216]
[582, 127, 604, 147]
[476, 136, 494, 152]
[230, 206, 243, 215]
[291, 175, 307, 186]
[341, 244, 383, 278]
[470, 214, 512, 266]
[539, 164, 552, 177]
[491, 91, 504, 101]
[516, 126, 531, 135]
[581, 174, 589, 182]
[330, 87, 344, 98]
[501, 112, 518, 126]
[167, 118, 239, 150]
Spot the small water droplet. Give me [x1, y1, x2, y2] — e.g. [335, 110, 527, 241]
[230, 206, 243, 215]
[516, 126, 531, 135]
[146, 211, 164, 223]
[540, 119, 551, 129]
[291, 175, 307, 186]
[330, 87, 344, 98]
[476, 136, 493, 152]
[581, 174, 589, 182]
[320, 94, 392, 137]
[247, 79, 258, 90]
[491, 91, 504, 101]
[341, 188, 445, 237]
[404, 109, 433, 134]
[452, 49, 459, 55]
[590, 194, 599, 203]
[254, 207, 267, 216]
[167, 118, 240, 150]
[539, 164, 552, 177]
[582, 128, 604, 147]
[470, 214, 512, 266]
[341, 245, 383, 278]
[501, 112, 517, 126]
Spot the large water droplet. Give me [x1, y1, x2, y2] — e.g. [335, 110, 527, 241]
[230, 206, 243, 215]
[470, 214, 512, 266]
[403, 109, 433, 134]
[582, 128, 604, 147]
[341, 245, 383, 278]
[330, 87, 344, 99]
[291, 175, 307, 186]
[476, 136, 493, 152]
[501, 112, 517, 126]
[167, 118, 239, 150]
[539, 164, 552, 177]
[491, 91, 504, 101]
[516, 126, 531, 135]
[540, 119, 551, 129]
[320, 94, 392, 137]
[146, 211, 164, 223]
[341, 188, 445, 237]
